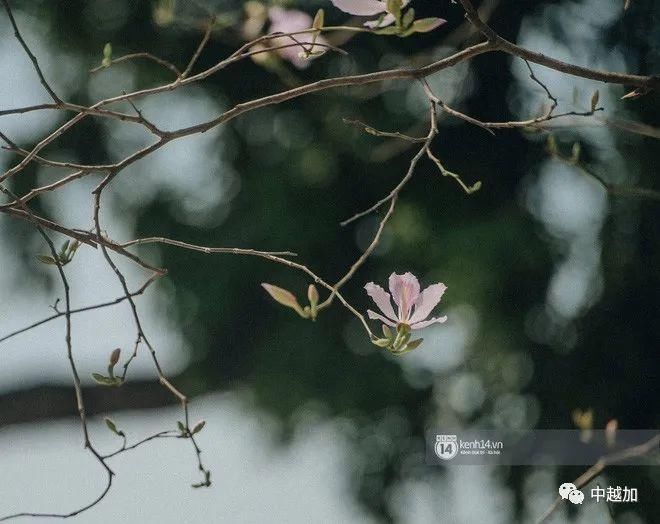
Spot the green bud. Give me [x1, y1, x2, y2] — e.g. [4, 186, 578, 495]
[307, 284, 319, 320]
[386, 0, 403, 16]
[590, 90, 600, 112]
[109, 348, 121, 366]
[307, 284, 319, 306]
[392, 324, 411, 351]
[570, 142, 581, 164]
[104, 417, 124, 436]
[312, 9, 324, 30]
[191, 420, 206, 434]
[386, 0, 403, 27]
[401, 8, 415, 30]
[372, 337, 392, 348]
[101, 43, 112, 67]
[59, 240, 70, 259]
[467, 181, 482, 194]
[261, 283, 307, 318]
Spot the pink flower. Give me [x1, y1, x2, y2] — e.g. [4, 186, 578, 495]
[330, 0, 446, 33]
[331, 0, 411, 28]
[365, 272, 447, 329]
[268, 7, 329, 69]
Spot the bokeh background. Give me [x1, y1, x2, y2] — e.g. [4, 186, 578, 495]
[0, 0, 658, 522]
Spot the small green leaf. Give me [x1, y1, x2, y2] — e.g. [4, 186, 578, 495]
[402, 17, 446, 36]
[177, 421, 186, 433]
[91, 373, 121, 386]
[191, 420, 206, 434]
[36, 255, 58, 265]
[404, 338, 424, 351]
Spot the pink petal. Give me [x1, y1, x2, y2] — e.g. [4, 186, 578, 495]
[388, 272, 420, 321]
[268, 7, 312, 32]
[410, 315, 448, 330]
[367, 309, 397, 327]
[409, 283, 447, 324]
[267, 7, 328, 69]
[364, 282, 397, 321]
[271, 38, 329, 69]
[330, 0, 386, 16]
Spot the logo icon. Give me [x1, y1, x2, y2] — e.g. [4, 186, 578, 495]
[559, 483, 584, 505]
[435, 435, 458, 461]
[568, 490, 584, 505]
[558, 483, 576, 500]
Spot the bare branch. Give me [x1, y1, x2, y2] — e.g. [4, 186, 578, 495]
[1, 0, 62, 103]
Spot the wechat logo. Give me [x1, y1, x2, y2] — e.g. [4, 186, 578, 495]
[559, 483, 584, 505]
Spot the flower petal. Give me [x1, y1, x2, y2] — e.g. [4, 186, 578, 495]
[410, 315, 448, 330]
[330, 0, 386, 16]
[269, 7, 312, 31]
[364, 282, 397, 321]
[409, 283, 447, 324]
[367, 309, 397, 327]
[268, 7, 325, 69]
[388, 272, 420, 321]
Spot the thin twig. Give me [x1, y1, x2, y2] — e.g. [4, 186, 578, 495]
[179, 17, 215, 79]
[89, 52, 181, 76]
[342, 117, 428, 142]
[1, 0, 62, 103]
[0, 274, 160, 344]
